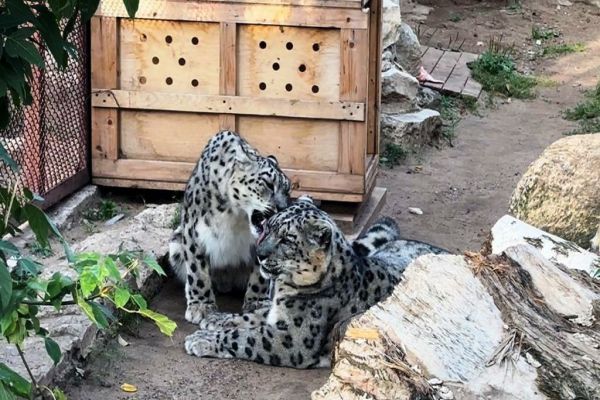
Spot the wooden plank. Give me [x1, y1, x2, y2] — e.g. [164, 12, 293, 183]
[428, 50, 461, 90]
[367, 0, 383, 155]
[220, 22, 237, 130]
[208, 0, 363, 9]
[93, 177, 365, 202]
[93, 178, 187, 191]
[91, 90, 365, 121]
[96, 1, 369, 29]
[237, 25, 341, 101]
[420, 47, 444, 76]
[339, 29, 368, 175]
[238, 116, 340, 171]
[119, 19, 220, 95]
[462, 77, 482, 99]
[119, 111, 220, 162]
[91, 16, 119, 161]
[442, 53, 471, 94]
[93, 159, 364, 193]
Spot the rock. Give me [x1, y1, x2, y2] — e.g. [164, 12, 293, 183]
[491, 215, 600, 278]
[558, 0, 572, 6]
[313, 235, 600, 399]
[394, 23, 422, 76]
[380, 109, 442, 150]
[577, 0, 600, 8]
[382, 0, 401, 50]
[381, 50, 394, 72]
[408, 207, 423, 215]
[509, 134, 600, 247]
[591, 225, 600, 253]
[381, 66, 419, 112]
[416, 86, 441, 109]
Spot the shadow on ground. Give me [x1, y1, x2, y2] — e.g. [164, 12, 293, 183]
[64, 280, 328, 400]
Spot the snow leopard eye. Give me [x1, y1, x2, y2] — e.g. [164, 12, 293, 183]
[263, 179, 274, 191]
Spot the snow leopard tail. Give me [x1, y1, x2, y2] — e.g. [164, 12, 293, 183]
[352, 217, 400, 258]
[168, 226, 187, 284]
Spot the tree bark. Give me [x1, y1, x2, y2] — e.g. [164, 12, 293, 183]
[313, 216, 600, 400]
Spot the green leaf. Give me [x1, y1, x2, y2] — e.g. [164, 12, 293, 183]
[131, 294, 147, 310]
[0, 143, 18, 172]
[23, 204, 52, 248]
[122, 0, 139, 18]
[15, 258, 42, 277]
[113, 287, 130, 308]
[138, 308, 177, 337]
[5, 36, 44, 67]
[44, 337, 62, 365]
[0, 381, 18, 400]
[0, 240, 20, 258]
[89, 301, 109, 329]
[32, 5, 68, 68]
[0, 261, 12, 310]
[79, 269, 98, 298]
[102, 257, 121, 282]
[0, 362, 31, 398]
[80, 0, 101, 21]
[0, 97, 9, 130]
[143, 255, 166, 276]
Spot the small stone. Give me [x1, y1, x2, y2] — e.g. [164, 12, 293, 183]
[428, 378, 443, 385]
[526, 352, 542, 368]
[438, 386, 454, 400]
[408, 207, 423, 215]
[380, 109, 442, 150]
[558, 0, 572, 6]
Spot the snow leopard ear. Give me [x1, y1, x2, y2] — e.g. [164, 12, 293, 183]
[235, 142, 258, 167]
[305, 218, 333, 248]
[297, 195, 313, 204]
[267, 155, 279, 165]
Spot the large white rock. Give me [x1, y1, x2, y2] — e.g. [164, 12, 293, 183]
[382, 0, 401, 50]
[313, 232, 600, 399]
[491, 215, 600, 278]
[509, 134, 600, 248]
[394, 23, 422, 76]
[380, 109, 442, 148]
[381, 66, 419, 111]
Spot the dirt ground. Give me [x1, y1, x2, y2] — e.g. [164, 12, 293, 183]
[62, 1, 600, 399]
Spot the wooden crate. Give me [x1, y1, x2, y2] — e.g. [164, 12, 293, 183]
[91, 0, 383, 203]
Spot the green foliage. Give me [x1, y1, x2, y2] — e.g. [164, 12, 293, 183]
[531, 26, 559, 41]
[448, 13, 462, 23]
[542, 43, 585, 57]
[469, 39, 537, 99]
[82, 199, 119, 221]
[170, 204, 181, 230]
[563, 82, 600, 135]
[0, 152, 173, 398]
[380, 143, 408, 168]
[440, 95, 460, 142]
[0, 0, 138, 130]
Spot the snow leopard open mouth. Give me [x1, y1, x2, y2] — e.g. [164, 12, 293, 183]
[251, 209, 273, 242]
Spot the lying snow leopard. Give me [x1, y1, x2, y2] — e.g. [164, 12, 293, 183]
[169, 130, 291, 323]
[184, 196, 447, 368]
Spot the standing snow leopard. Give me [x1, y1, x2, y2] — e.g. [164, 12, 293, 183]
[184, 196, 448, 368]
[169, 130, 291, 323]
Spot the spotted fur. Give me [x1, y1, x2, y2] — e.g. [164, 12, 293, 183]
[169, 130, 291, 323]
[184, 197, 447, 367]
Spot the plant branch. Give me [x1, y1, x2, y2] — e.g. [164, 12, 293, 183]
[15, 343, 38, 399]
[21, 294, 101, 306]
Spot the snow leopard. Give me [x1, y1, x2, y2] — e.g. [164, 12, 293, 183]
[184, 196, 448, 367]
[169, 130, 291, 324]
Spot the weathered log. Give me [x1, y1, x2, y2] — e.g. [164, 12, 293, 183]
[313, 218, 599, 400]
